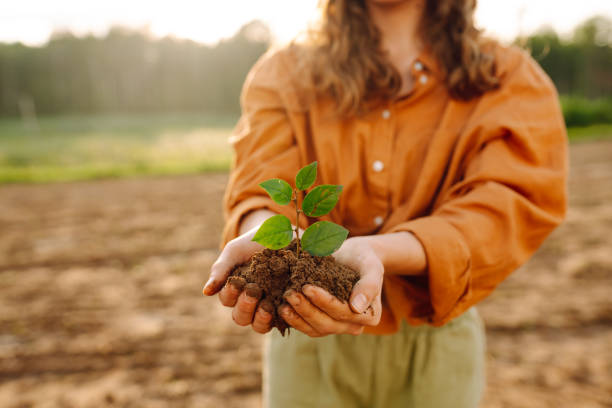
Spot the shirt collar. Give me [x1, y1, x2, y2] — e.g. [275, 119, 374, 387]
[414, 46, 442, 79]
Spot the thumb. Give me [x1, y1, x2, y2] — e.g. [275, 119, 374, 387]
[203, 235, 263, 296]
[203, 241, 243, 296]
[349, 257, 383, 314]
[203, 255, 234, 296]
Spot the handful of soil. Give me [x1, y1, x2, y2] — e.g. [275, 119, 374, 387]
[228, 240, 360, 334]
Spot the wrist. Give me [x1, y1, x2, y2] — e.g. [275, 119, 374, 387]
[359, 235, 387, 266]
[361, 232, 427, 276]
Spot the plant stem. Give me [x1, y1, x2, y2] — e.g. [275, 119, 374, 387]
[293, 188, 301, 258]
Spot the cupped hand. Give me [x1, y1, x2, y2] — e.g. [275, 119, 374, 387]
[280, 236, 383, 337]
[202, 225, 275, 334]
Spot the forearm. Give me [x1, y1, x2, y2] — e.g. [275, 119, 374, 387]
[238, 209, 277, 235]
[363, 232, 427, 276]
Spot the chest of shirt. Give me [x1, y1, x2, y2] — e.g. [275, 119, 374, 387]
[289, 88, 473, 236]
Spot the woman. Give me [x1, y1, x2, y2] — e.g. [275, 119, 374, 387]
[204, 0, 567, 406]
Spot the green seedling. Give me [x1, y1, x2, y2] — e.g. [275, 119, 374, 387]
[253, 161, 349, 257]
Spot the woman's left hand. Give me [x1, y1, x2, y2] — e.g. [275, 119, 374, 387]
[279, 236, 383, 337]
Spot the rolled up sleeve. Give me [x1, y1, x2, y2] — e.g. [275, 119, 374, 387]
[221, 51, 303, 247]
[387, 51, 568, 326]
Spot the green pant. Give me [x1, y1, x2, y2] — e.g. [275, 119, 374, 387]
[263, 308, 486, 408]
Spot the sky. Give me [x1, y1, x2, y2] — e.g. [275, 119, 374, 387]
[0, 0, 611, 46]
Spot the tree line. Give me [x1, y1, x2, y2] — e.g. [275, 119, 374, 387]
[0, 16, 610, 118]
[0, 21, 270, 117]
[523, 16, 612, 99]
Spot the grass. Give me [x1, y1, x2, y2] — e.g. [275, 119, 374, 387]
[561, 96, 612, 128]
[0, 114, 611, 184]
[0, 113, 237, 183]
[566, 124, 612, 141]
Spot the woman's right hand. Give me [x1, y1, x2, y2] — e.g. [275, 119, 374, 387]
[202, 210, 277, 334]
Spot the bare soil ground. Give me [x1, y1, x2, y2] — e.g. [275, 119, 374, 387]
[0, 140, 611, 408]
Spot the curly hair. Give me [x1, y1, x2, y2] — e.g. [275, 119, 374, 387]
[297, 0, 499, 116]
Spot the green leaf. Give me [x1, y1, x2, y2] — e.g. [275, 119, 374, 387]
[301, 221, 349, 257]
[259, 178, 293, 205]
[252, 215, 293, 250]
[302, 184, 343, 217]
[295, 161, 318, 191]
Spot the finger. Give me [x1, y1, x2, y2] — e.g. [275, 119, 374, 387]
[285, 290, 360, 335]
[349, 256, 384, 314]
[252, 300, 274, 334]
[232, 283, 262, 326]
[278, 304, 321, 337]
[218, 276, 246, 307]
[302, 285, 376, 325]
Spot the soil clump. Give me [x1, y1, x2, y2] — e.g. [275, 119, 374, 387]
[229, 240, 360, 334]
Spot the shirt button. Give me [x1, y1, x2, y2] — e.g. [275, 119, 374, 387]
[372, 160, 384, 172]
[381, 109, 391, 119]
[374, 216, 384, 226]
[420, 75, 428, 85]
[414, 61, 424, 71]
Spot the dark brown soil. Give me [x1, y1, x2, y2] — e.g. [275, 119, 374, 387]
[229, 240, 360, 334]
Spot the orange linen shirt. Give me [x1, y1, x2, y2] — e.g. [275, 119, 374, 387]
[221, 43, 568, 335]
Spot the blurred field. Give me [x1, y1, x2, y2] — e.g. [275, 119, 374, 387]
[0, 114, 236, 183]
[1, 114, 612, 184]
[0, 138, 611, 407]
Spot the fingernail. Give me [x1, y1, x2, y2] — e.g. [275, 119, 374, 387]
[245, 283, 263, 300]
[304, 285, 329, 300]
[228, 276, 246, 291]
[302, 285, 316, 297]
[203, 278, 215, 295]
[284, 290, 300, 306]
[351, 294, 368, 313]
[260, 299, 274, 315]
[243, 295, 257, 305]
